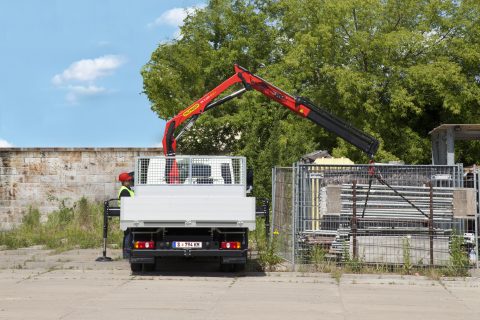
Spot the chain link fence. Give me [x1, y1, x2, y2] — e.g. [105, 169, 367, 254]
[272, 163, 479, 272]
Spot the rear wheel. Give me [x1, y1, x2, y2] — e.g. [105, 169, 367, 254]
[130, 263, 142, 273]
[219, 263, 233, 272]
[220, 263, 246, 272]
[143, 263, 156, 272]
[123, 231, 132, 259]
[233, 263, 246, 272]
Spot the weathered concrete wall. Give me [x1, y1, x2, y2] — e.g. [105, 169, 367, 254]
[0, 148, 162, 230]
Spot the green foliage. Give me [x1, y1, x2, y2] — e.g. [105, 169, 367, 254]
[0, 198, 122, 251]
[341, 240, 364, 273]
[142, 0, 480, 199]
[447, 232, 469, 277]
[22, 207, 40, 229]
[309, 244, 339, 273]
[253, 217, 282, 270]
[310, 245, 327, 265]
[402, 236, 413, 274]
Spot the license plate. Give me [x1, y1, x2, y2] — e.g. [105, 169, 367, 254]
[173, 241, 202, 249]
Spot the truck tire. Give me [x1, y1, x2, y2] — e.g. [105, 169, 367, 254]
[233, 263, 246, 272]
[219, 263, 232, 272]
[130, 263, 142, 273]
[123, 230, 132, 259]
[143, 263, 156, 272]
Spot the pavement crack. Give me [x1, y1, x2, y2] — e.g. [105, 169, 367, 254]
[207, 277, 238, 318]
[228, 277, 238, 288]
[438, 279, 474, 312]
[15, 267, 57, 284]
[337, 280, 348, 320]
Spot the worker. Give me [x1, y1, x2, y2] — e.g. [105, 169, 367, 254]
[118, 172, 134, 258]
[118, 172, 134, 205]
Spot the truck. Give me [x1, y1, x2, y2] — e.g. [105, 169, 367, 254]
[118, 65, 379, 272]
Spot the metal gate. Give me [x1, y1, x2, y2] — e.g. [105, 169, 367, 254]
[272, 163, 479, 271]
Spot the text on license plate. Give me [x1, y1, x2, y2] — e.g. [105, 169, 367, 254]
[173, 241, 202, 248]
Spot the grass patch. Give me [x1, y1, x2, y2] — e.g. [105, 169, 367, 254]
[251, 218, 282, 271]
[0, 197, 122, 251]
[299, 232, 471, 278]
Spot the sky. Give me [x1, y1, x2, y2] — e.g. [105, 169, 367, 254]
[0, 0, 205, 148]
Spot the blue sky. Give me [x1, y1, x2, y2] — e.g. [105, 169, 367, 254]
[0, 0, 205, 148]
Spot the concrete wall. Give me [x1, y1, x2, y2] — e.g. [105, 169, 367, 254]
[0, 148, 162, 230]
[453, 188, 477, 217]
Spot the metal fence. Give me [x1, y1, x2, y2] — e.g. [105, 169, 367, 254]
[272, 163, 479, 271]
[135, 156, 246, 185]
[271, 167, 294, 263]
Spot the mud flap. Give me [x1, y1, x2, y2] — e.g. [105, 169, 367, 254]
[130, 257, 155, 264]
[221, 256, 246, 264]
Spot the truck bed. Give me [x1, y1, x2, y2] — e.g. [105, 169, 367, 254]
[120, 195, 255, 230]
[120, 156, 256, 231]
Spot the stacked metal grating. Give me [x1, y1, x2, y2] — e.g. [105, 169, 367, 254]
[325, 183, 455, 266]
[341, 184, 454, 222]
[292, 164, 463, 267]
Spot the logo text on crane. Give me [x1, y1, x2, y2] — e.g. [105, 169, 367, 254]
[182, 103, 201, 117]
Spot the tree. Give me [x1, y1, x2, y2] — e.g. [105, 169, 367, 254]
[142, 0, 480, 198]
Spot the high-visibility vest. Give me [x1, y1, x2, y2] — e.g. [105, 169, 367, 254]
[118, 186, 134, 206]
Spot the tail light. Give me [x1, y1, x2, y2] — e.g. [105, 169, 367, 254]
[220, 241, 241, 249]
[134, 241, 155, 249]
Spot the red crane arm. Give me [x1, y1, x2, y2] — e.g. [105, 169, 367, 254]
[162, 64, 379, 158]
[161, 72, 243, 155]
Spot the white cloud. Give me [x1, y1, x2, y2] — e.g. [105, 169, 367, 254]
[52, 55, 125, 85]
[0, 139, 14, 148]
[52, 55, 125, 103]
[148, 5, 205, 29]
[65, 85, 107, 103]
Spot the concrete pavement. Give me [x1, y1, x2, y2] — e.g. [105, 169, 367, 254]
[0, 248, 479, 319]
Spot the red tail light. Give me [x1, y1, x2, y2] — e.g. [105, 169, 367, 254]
[220, 241, 241, 249]
[134, 241, 155, 249]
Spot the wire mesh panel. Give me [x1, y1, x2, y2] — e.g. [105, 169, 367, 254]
[273, 163, 477, 272]
[474, 165, 479, 269]
[135, 156, 246, 186]
[295, 164, 462, 235]
[271, 167, 294, 264]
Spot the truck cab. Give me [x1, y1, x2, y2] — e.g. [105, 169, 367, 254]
[120, 156, 255, 272]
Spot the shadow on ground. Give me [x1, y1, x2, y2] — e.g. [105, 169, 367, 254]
[132, 257, 267, 277]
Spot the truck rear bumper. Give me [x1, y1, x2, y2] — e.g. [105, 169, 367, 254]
[132, 248, 247, 257]
[131, 249, 247, 264]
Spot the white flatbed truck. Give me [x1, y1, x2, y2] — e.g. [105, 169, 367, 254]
[120, 156, 255, 272]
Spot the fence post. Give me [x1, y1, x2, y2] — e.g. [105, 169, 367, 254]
[428, 181, 434, 267]
[271, 167, 276, 241]
[291, 164, 296, 269]
[474, 165, 479, 269]
[352, 180, 358, 260]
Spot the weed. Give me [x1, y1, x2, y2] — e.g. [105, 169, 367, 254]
[424, 268, 443, 281]
[310, 245, 326, 264]
[341, 240, 364, 273]
[402, 236, 413, 275]
[22, 207, 41, 229]
[252, 218, 282, 271]
[331, 268, 342, 285]
[0, 197, 123, 251]
[309, 245, 337, 272]
[445, 231, 469, 277]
